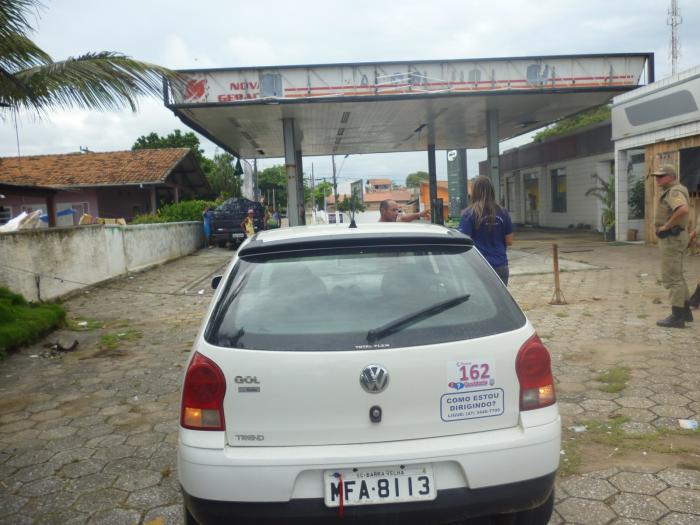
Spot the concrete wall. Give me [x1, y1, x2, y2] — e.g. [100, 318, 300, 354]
[0, 222, 202, 302]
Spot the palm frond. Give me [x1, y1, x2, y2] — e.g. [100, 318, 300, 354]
[7, 52, 178, 113]
[0, 0, 41, 42]
[0, 32, 51, 71]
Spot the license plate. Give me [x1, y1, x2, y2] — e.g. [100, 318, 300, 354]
[323, 464, 435, 507]
[231, 233, 244, 239]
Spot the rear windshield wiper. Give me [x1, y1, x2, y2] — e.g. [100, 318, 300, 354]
[366, 294, 470, 343]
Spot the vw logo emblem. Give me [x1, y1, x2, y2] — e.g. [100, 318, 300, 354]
[360, 364, 389, 393]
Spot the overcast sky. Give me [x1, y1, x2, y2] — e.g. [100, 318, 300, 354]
[2, 0, 699, 184]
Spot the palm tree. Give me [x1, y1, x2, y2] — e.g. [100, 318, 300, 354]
[1, 0, 176, 113]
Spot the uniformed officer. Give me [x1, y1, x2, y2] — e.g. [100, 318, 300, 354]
[653, 164, 692, 328]
[689, 206, 700, 309]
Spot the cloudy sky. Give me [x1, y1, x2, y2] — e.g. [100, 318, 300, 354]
[2, 0, 699, 184]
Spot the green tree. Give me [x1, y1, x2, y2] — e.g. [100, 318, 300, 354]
[1, 0, 174, 113]
[207, 152, 241, 199]
[313, 181, 333, 209]
[132, 129, 215, 181]
[406, 171, 429, 188]
[258, 165, 287, 209]
[336, 193, 366, 228]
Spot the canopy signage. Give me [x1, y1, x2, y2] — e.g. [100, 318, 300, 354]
[171, 55, 648, 106]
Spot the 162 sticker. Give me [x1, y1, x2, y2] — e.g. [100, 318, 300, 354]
[447, 360, 495, 390]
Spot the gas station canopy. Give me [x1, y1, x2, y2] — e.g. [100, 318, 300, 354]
[164, 53, 652, 159]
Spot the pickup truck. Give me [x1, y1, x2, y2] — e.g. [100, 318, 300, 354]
[210, 198, 266, 248]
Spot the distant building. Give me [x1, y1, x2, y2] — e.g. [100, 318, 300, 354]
[612, 65, 700, 243]
[478, 121, 645, 235]
[366, 178, 392, 192]
[327, 190, 415, 212]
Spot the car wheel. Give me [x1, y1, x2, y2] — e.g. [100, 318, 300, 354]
[183, 502, 198, 525]
[491, 491, 554, 525]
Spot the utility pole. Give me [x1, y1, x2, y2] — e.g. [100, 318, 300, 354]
[668, 0, 682, 75]
[332, 154, 339, 213]
[253, 158, 258, 201]
[311, 163, 315, 221]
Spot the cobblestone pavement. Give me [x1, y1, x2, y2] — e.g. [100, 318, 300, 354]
[1, 232, 699, 524]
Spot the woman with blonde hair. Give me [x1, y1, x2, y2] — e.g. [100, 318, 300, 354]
[458, 176, 514, 284]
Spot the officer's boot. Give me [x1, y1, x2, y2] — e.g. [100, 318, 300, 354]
[689, 285, 700, 309]
[684, 302, 694, 322]
[656, 307, 686, 328]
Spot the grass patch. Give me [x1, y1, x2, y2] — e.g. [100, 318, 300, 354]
[555, 312, 569, 318]
[559, 438, 582, 477]
[560, 416, 697, 477]
[0, 287, 65, 358]
[98, 330, 142, 352]
[595, 366, 630, 393]
[576, 416, 696, 451]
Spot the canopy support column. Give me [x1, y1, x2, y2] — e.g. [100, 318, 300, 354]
[295, 148, 306, 225]
[283, 118, 301, 227]
[428, 144, 441, 224]
[486, 109, 501, 204]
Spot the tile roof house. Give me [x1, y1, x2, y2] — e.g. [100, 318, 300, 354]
[326, 190, 417, 212]
[366, 178, 392, 192]
[0, 149, 209, 227]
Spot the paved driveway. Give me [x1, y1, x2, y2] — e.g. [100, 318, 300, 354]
[1, 233, 699, 524]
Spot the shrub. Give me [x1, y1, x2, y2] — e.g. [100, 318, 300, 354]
[628, 178, 645, 220]
[132, 199, 219, 224]
[0, 287, 66, 357]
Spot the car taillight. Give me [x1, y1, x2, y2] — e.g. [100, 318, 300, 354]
[181, 352, 226, 431]
[516, 334, 555, 411]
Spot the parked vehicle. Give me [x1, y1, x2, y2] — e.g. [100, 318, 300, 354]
[209, 198, 265, 248]
[179, 223, 560, 524]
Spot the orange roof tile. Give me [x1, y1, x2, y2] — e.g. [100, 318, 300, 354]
[0, 149, 196, 188]
[327, 190, 413, 204]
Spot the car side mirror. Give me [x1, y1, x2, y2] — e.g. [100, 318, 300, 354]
[211, 275, 222, 289]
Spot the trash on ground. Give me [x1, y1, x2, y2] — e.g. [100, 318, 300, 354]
[568, 425, 587, 433]
[678, 419, 698, 430]
[197, 289, 204, 295]
[77, 321, 88, 327]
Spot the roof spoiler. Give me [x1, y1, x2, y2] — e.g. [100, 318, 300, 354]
[238, 230, 473, 259]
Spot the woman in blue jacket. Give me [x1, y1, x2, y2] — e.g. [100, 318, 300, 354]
[459, 176, 514, 285]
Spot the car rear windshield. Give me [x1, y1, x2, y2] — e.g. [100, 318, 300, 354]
[205, 245, 526, 351]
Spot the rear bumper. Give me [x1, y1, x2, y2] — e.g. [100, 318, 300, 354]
[211, 231, 245, 242]
[179, 408, 560, 523]
[183, 473, 555, 525]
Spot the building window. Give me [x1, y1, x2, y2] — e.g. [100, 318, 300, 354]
[0, 206, 12, 225]
[551, 168, 567, 213]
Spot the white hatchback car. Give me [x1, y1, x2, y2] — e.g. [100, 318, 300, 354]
[179, 223, 560, 525]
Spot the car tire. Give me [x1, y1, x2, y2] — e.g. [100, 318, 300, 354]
[491, 491, 554, 525]
[183, 502, 198, 525]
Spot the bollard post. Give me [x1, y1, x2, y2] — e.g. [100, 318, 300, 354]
[550, 243, 567, 305]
